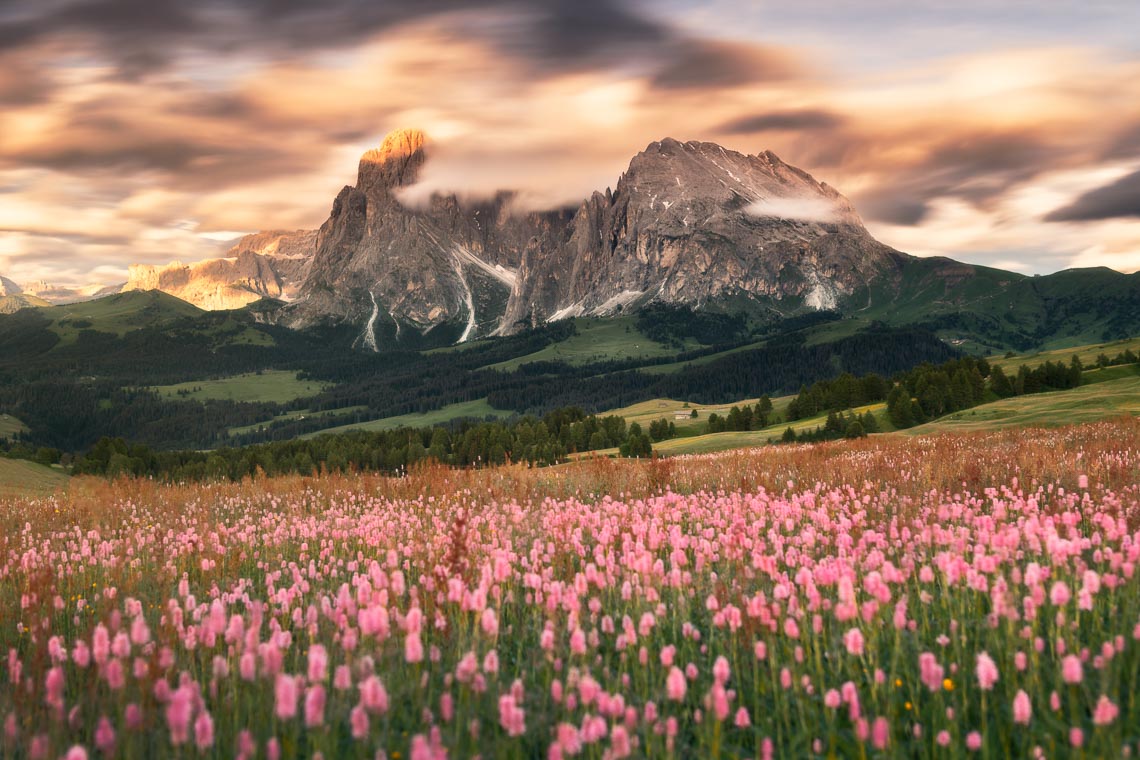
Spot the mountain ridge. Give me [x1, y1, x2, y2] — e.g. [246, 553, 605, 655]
[16, 129, 1140, 352]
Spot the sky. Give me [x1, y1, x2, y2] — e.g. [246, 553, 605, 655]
[1, 0, 1139, 287]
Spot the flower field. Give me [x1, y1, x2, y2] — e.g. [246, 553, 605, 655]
[3, 418, 1140, 758]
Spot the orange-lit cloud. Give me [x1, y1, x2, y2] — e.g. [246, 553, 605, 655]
[0, 1, 1137, 286]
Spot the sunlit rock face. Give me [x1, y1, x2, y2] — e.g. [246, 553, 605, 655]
[501, 138, 901, 332]
[288, 129, 574, 348]
[123, 231, 316, 310]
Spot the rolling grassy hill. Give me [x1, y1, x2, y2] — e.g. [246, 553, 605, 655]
[988, 336, 1140, 373]
[580, 401, 891, 457]
[40, 291, 206, 345]
[906, 372, 1140, 435]
[605, 396, 794, 436]
[300, 399, 514, 439]
[0, 459, 68, 498]
[153, 371, 329, 404]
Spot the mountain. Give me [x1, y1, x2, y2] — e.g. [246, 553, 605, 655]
[122, 229, 316, 310]
[502, 138, 899, 330]
[286, 129, 573, 348]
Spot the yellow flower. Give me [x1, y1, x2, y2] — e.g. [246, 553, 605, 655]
[905, 702, 913, 711]
[894, 678, 903, 687]
[943, 678, 954, 691]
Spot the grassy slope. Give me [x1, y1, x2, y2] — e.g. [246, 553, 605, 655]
[606, 395, 794, 436]
[153, 371, 329, 404]
[301, 399, 513, 439]
[40, 291, 204, 345]
[227, 406, 369, 437]
[607, 360, 1140, 457]
[486, 318, 695, 371]
[988, 336, 1140, 373]
[905, 373, 1140, 435]
[0, 459, 68, 498]
[0, 414, 28, 439]
[578, 401, 890, 457]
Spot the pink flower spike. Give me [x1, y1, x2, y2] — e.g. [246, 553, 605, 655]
[1061, 655, 1083, 684]
[1092, 696, 1119, 726]
[975, 652, 999, 690]
[194, 711, 215, 750]
[666, 667, 687, 701]
[1013, 690, 1032, 725]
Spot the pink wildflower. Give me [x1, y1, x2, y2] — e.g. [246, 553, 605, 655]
[1092, 696, 1119, 726]
[1013, 690, 1032, 725]
[305, 685, 327, 727]
[975, 652, 999, 690]
[307, 644, 328, 682]
[275, 674, 299, 720]
[1061, 655, 1083, 684]
[871, 718, 889, 750]
[194, 711, 215, 750]
[666, 667, 686, 701]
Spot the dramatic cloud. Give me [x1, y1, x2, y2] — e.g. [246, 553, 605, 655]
[1, 1, 1138, 285]
[717, 110, 846, 135]
[1046, 169, 1140, 222]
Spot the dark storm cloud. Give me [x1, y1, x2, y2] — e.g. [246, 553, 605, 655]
[716, 110, 846, 135]
[1045, 169, 1140, 222]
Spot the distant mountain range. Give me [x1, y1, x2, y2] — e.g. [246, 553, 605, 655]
[5, 130, 1139, 352]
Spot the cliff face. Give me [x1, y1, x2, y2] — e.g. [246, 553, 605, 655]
[288, 129, 574, 348]
[501, 138, 901, 331]
[122, 230, 316, 310]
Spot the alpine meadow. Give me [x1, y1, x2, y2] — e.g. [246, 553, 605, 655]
[2, 0, 1140, 757]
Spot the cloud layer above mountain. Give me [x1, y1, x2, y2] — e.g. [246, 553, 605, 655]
[1, 0, 1138, 284]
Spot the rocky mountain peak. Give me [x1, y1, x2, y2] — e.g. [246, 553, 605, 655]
[357, 128, 428, 197]
[622, 138, 862, 228]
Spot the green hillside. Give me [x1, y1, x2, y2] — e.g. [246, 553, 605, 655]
[153, 371, 329, 404]
[0, 459, 68, 498]
[41, 290, 205, 345]
[301, 399, 513, 439]
[988, 336, 1140, 373]
[857, 261, 1140, 353]
[486, 318, 694, 371]
[906, 373, 1140, 435]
